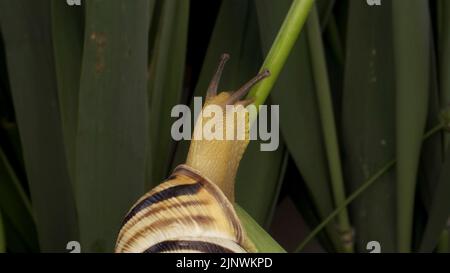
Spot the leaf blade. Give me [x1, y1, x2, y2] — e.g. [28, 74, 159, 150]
[147, 0, 189, 188]
[76, 0, 150, 252]
[393, 0, 431, 252]
[235, 205, 286, 253]
[341, 0, 397, 252]
[0, 0, 78, 251]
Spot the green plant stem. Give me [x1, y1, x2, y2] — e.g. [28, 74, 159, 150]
[247, 0, 315, 108]
[306, 4, 352, 253]
[295, 123, 445, 252]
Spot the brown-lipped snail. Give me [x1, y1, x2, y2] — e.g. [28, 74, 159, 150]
[115, 54, 270, 253]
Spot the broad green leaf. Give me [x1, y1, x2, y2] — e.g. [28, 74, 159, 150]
[342, 0, 396, 252]
[393, 0, 431, 252]
[235, 205, 286, 253]
[51, 0, 83, 181]
[76, 0, 150, 252]
[147, 0, 189, 189]
[0, 0, 78, 251]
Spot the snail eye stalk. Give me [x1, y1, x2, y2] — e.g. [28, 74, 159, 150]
[226, 69, 271, 105]
[206, 53, 230, 99]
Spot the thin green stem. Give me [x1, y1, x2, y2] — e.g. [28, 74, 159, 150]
[246, 0, 316, 108]
[306, 4, 352, 253]
[295, 123, 445, 252]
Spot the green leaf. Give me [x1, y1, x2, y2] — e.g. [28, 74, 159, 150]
[76, 0, 150, 252]
[438, 0, 450, 149]
[0, 147, 38, 252]
[0, 0, 78, 251]
[235, 205, 286, 253]
[341, 0, 396, 252]
[393, 0, 431, 252]
[420, 147, 450, 252]
[147, 0, 189, 189]
[51, 0, 84, 181]
[254, 0, 339, 249]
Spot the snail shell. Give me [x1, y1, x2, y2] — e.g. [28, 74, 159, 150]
[115, 165, 249, 253]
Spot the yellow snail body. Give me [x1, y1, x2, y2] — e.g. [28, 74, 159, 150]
[115, 54, 270, 253]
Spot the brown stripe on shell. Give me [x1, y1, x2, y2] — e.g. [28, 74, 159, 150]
[121, 181, 202, 226]
[121, 215, 214, 252]
[173, 164, 244, 244]
[117, 199, 209, 244]
[143, 240, 235, 253]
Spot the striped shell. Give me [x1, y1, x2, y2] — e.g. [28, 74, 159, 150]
[115, 164, 249, 253]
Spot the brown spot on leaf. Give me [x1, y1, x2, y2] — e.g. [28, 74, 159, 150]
[90, 32, 107, 73]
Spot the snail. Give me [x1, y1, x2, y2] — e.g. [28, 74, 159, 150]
[115, 53, 270, 253]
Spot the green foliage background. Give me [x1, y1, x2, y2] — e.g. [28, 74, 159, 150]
[0, 0, 448, 253]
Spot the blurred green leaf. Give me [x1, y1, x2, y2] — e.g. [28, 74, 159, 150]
[51, 0, 83, 181]
[0, 0, 78, 251]
[147, 0, 189, 189]
[438, 0, 450, 149]
[76, 0, 150, 252]
[393, 0, 431, 252]
[0, 147, 38, 252]
[341, 0, 396, 252]
[235, 205, 286, 253]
